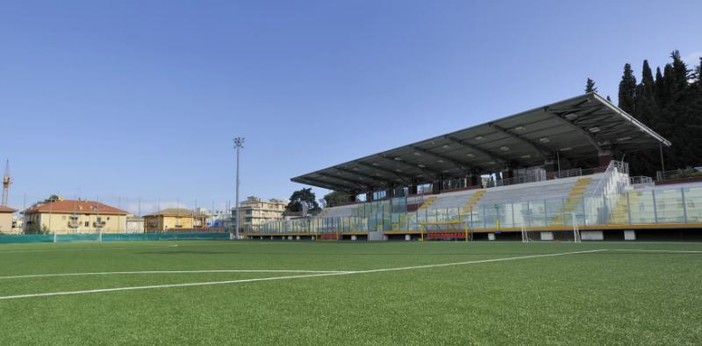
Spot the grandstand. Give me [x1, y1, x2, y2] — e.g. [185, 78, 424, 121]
[249, 93, 702, 241]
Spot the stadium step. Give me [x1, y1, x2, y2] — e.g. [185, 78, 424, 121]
[461, 189, 486, 213]
[550, 177, 592, 225]
[610, 192, 638, 224]
[418, 196, 438, 210]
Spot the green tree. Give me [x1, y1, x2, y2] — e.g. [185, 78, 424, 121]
[585, 78, 597, 93]
[629, 60, 660, 176]
[285, 188, 321, 216]
[618, 63, 637, 114]
[323, 191, 356, 208]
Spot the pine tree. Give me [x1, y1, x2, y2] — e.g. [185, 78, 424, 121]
[618, 63, 637, 114]
[585, 78, 597, 93]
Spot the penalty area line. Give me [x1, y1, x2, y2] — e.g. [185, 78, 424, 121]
[0, 249, 604, 300]
[0, 269, 353, 280]
[606, 249, 702, 254]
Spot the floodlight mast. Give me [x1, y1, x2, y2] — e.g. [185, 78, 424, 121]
[233, 137, 245, 240]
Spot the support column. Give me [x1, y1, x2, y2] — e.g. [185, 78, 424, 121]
[470, 174, 480, 187]
[365, 192, 373, 202]
[598, 149, 613, 167]
[544, 158, 557, 175]
[409, 184, 418, 195]
[385, 188, 395, 199]
[432, 179, 442, 194]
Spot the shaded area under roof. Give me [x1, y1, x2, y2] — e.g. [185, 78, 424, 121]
[292, 93, 671, 194]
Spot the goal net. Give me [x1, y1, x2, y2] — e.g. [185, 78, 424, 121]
[521, 212, 581, 243]
[420, 221, 470, 241]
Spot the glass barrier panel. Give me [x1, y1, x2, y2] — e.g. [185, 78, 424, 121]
[655, 189, 685, 223]
[684, 187, 702, 223]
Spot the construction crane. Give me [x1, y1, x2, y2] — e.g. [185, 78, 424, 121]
[2, 160, 10, 206]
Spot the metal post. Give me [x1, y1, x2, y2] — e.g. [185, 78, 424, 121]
[681, 188, 688, 223]
[233, 137, 245, 240]
[659, 143, 666, 181]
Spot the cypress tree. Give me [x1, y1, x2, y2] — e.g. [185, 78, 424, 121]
[585, 78, 597, 93]
[634, 60, 657, 125]
[641, 60, 655, 97]
[618, 63, 637, 114]
[655, 67, 667, 107]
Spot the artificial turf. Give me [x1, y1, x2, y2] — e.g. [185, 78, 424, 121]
[0, 240, 701, 345]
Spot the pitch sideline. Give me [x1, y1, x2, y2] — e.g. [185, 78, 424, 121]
[0, 249, 604, 300]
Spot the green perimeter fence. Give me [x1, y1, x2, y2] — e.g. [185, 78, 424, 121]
[0, 232, 230, 244]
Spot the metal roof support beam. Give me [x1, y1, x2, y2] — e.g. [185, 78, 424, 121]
[488, 123, 551, 159]
[375, 154, 443, 180]
[442, 136, 511, 166]
[331, 166, 397, 186]
[591, 94, 670, 146]
[543, 109, 602, 152]
[297, 177, 354, 192]
[355, 161, 415, 185]
[409, 145, 475, 174]
[317, 172, 373, 190]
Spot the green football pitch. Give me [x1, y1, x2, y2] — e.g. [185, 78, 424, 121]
[1, 240, 701, 345]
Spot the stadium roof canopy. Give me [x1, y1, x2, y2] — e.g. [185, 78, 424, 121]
[292, 93, 671, 193]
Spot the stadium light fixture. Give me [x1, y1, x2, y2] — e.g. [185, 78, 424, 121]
[564, 113, 578, 121]
[233, 137, 245, 240]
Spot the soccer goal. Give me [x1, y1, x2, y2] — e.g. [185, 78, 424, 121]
[521, 212, 581, 243]
[53, 232, 103, 243]
[419, 220, 470, 242]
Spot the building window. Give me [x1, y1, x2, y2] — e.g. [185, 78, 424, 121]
[84, 221, 89, 227]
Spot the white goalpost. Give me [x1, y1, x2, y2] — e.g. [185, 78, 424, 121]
[521, 212, 581, 243]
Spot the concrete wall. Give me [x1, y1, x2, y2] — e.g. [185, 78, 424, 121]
[0, 213, 13, 234]
[26, 213, 127, 234]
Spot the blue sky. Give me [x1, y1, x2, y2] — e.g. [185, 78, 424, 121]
[1, 0, 700, 214]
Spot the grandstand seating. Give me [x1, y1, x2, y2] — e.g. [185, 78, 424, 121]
[319, 203, 358, 219]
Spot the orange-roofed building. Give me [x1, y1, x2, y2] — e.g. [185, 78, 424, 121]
[23, 196, 128, 234]
[143, 208, 208, 232]
[0, 205, 17, 234]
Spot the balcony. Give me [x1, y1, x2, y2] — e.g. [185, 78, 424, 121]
[67, 221, 80, 228]
[93, 221, 106, 228]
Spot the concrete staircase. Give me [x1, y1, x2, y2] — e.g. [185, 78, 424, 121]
[461, 189, 486, 213]
[418, 196, 438, 210]
[610, 192, 638, 224]
[551, 177, 592, 225]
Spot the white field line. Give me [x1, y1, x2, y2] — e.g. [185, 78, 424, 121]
[0, 249, 603, 301]
[0, 269, 352, 280]
[606, 249, 702, 254]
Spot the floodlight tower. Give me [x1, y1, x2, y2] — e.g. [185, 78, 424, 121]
[1, 160, 10, 206]
[233, 137, 245, 240]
